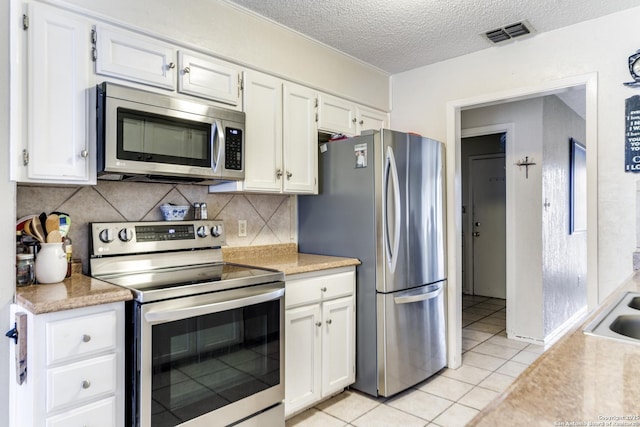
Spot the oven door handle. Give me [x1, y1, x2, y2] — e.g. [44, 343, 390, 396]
[144, 287, 284, 324]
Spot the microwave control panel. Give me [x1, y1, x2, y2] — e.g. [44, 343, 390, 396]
[225, 128, 243, 171]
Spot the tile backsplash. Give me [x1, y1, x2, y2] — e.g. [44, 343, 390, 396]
[17, 181, 295, 273]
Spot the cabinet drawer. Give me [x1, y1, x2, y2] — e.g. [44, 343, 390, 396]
[46, 396, 116, 427]
[286, 271, 354, 307]
[46, 309, 117, 365]
[47, 354, 117, 413]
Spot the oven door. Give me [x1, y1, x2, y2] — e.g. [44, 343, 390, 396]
[135, 282, 284, 427]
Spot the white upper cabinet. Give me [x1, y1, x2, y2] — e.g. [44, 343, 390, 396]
[243, 71, 283, 192]
[283, 82, 318, 193]
[240, 70, 317, 194]
[93, 25, 242, 107]
[177, 51, 241, 106]
[318, 92, 389, 136]
[317, 93, 357, 136]
[357, 105, 389, 134]
[14, 2, 94, 184]
[94, 24, 177, 90]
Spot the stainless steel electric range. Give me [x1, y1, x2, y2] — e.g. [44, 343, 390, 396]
[89, 220, 285, 427]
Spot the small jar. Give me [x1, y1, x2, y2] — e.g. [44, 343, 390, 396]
[200, 202, 208, 219]
[194, 203, 201, 220]
[16, 254, 35, 287]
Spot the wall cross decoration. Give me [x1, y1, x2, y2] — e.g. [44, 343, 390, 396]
[515, 156, 536, 179]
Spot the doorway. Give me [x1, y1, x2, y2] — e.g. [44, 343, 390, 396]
[445, 74, 597, 370]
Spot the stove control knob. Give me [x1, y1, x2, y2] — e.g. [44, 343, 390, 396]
[197, 225, 209, 238]
[211, 225, 222, 238]
[99, 228, 114, 243]
[119, 228, 134, 242]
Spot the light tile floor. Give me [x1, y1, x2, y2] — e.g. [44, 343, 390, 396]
[286, 295, 545, 427]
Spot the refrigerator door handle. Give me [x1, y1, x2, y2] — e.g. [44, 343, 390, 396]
[394, 286, 443, 304]
[384, 146, 401, 273]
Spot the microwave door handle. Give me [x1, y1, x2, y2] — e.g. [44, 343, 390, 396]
[211, 120, 224, 173]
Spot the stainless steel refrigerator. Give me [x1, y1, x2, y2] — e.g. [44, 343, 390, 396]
[298, 129, 447, 397]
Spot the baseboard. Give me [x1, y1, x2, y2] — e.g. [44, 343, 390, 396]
[506, 305, 588, 348]
[543, 305, 589, 347]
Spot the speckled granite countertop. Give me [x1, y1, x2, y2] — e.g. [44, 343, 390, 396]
[15, 244, 358, 315]
[470, 273, 640, 425]
[15, 274, 133, 314]
[222, 243, 360, 275]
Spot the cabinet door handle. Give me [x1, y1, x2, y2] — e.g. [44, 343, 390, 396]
[80, 150, 89, 158]
[276, 169, 283, 179]
[286, 171, 292, 180]
[82, 334, 91, 343]
[352, 118, 357, 123]
[315, 321, 322, 327]
[326, 319, 332, 325]
[320, 287, 327, 292]
[183, 66, 191, 74]
[82, 380, 91, 389]
[359, 120, 364, 125]
[167, 62, 176, 69]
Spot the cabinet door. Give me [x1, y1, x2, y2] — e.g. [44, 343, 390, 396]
[243, 71, 283, 192]
[283, 82, 318, 194]
[357, 106, 389, 134]
[26, 3, 92, 183]
[94, 24, 176, 89]
[177, 51, 241, 106]
[284, 304, 321, 417]
[321, 296, 355, 397]
[317, 93, 356, 136]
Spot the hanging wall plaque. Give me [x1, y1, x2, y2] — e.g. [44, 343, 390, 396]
[625, 95, 640, 172]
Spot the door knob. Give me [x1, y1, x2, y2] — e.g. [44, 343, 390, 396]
[475, 222, 481, 227]
[473, 232, 480, 237]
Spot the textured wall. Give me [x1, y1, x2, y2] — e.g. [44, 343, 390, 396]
[17, 181, 295, 274]
[542, 96, 587, 336]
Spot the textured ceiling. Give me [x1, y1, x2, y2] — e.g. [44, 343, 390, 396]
[223, 0, 640, 74]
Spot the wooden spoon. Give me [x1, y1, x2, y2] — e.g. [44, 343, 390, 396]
[31, 215, 45, 243]
[45, 214, 60, 235]
[46, 229, 62, 243]
[23, 219, 36, 240]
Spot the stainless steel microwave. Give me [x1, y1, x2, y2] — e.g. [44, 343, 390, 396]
[97, 82, 244, 184]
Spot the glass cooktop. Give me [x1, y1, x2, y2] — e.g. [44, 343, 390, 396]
[95, 262, 284, 303]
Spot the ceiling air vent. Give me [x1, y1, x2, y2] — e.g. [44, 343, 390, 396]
[484, 21, 533, 44]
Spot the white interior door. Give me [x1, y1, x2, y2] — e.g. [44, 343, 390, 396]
[471, 155, 506, 298]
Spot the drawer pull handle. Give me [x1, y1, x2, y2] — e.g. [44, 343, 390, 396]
[82, 334, 91, 343]
[82, 380, 91, 389]
[320, 287, 327, 292]
[315, 321, 322, 327]
[326, 319, 332, 325]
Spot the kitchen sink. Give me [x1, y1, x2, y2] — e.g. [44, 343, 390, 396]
[629, 297, 640, 310]
[584, 292, 640, 345]
[609, 315, 640, 339]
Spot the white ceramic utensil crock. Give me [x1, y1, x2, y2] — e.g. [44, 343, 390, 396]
[35, 243, 67, 284]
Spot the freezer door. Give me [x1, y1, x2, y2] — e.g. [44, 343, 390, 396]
[407, 135, 446, 287]
[377, 282, 446, 397]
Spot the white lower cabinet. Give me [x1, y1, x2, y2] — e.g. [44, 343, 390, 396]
[9, 302, 125, 427]
[284, 267, 356, 417]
